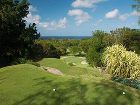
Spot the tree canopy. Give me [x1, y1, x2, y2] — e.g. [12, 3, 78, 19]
[0, 0, 40, 66]
[133, 0, 140, 23]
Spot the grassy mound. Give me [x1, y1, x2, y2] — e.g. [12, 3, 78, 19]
[0, 58, 140, 105]
[39, 58, 101, 77]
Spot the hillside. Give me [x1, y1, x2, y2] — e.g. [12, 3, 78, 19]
[0, 56, 140, 105]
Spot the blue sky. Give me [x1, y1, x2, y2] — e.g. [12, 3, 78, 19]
[26, 0, 140, 36]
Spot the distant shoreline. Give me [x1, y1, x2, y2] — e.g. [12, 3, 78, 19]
[40, 36, 92, 40]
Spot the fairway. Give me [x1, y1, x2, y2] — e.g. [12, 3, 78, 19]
[0, 56, 140, 105]
[1, 0, 140, 105]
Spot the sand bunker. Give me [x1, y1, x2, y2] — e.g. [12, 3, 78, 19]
[41, 66, 63, 76]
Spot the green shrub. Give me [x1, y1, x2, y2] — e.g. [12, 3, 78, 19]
[110, 27, 140, 54]
[86, 30, 110, 67]
[112, 76, 140, 90]
[69, 46, 82, 55]
[86, 47, 103, 67]
[12, 58, 31, 65]
[102, 45, 140, 79]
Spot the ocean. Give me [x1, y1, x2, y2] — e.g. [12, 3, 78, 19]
[40, 36, 92, 40]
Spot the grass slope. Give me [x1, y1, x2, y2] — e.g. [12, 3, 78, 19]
[39, 58, 92, 77]
[39, 56, 103, 78]
[0, 57, 140, 105]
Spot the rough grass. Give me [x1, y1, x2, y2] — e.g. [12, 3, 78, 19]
[0, 57, 140, 105]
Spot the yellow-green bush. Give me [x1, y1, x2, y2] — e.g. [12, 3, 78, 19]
[102, 45, 140, 79]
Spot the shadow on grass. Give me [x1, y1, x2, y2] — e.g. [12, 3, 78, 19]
[0, 77, 7, 84]
[13, 78, 140, 105]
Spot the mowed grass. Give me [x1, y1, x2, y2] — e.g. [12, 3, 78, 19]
[38, 57, 102, 78]
[0, 57, 140, 105]
[61, 56, 104, 77]
[61, 56, 90, 69]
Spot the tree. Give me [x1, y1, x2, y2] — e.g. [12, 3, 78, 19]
[42, 43, 61, 58]
[69, 46, 82, 55]
[133, 0, 140, 23]
[20, 23, 40, 59]
[110, 27, 140, 54]
[0, 0, 40, 66]
[79, 39, 93, 53]
[86, 30, 109, 67]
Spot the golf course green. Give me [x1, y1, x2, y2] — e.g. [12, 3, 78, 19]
[0, 56, 140, 105]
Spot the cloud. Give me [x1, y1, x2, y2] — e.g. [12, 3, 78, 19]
[105, 9, 119, 19]
[24, 5, 67, 30]
[105, 8, 140, 21]
[119, 11, 140, 21]
[29, 5, 38, 12]
[68, 9, 91, 25]
[72, 0, 106, 8]
[24, 12, 41, 24]
[39, 17, 67, 30]
[24, 5, 40, 24]
[119, 13, 130, 21]
[94, 19, 103, 26]
[131, 11, 140, 16]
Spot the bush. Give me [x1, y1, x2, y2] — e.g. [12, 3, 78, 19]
[36, 42, 61, 58]
[11, 58, 32, 65]
[110, 27, 140, 54]
[86, 30, 111, 67]
[102, 45, 140, 79]
[86, 47, 103, 67]
[69, 46, 82, 55]
[112, 76, 140, 90]
[57, 46, 67, 56]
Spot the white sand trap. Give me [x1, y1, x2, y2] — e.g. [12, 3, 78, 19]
[81, 61, 88, 65]
[72, 63, 77, 66]
[61, 57, 68, 59]
[67, 62, 77, 66]
[41, 66, 63, 76]
[79, 57, 86, 59]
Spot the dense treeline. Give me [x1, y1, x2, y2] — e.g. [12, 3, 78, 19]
[87, 28, 140, 67]
[35, 39, 81, 58]
[35, 27, 140, 83]
[0, 0, 40, 66]
[36, 27, 140, 68]
[36, 29, 140, 69]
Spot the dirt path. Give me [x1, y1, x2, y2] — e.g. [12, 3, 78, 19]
[41, 66, 63, 76]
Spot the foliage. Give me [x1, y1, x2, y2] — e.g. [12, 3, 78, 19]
[86, 30, 110, 67]
[69, 46, 82, 55]
[133, 0, 140, 23]
[112, 76, 140, 90]
[110, 27, 140, 54]
[79, 39, 93, 53]
[36, 39, 83, 57]
[36, 41, 61, 58]
[0, 0, 40, 66]
[11, 58, 31, 65]
[20, 23, 40, 59]
[57, 46, 67, 55]
[86, 47, 102, 67]
[102, 45, 140, 79]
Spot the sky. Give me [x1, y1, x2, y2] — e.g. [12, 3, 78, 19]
[25, 0, 140, 36]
